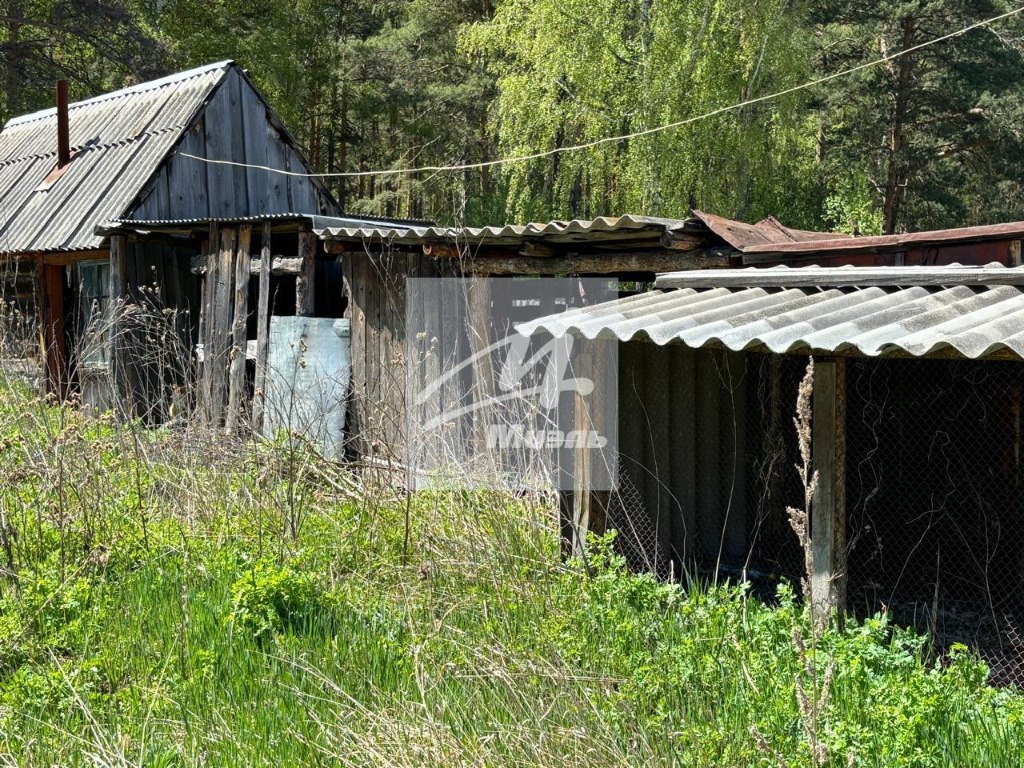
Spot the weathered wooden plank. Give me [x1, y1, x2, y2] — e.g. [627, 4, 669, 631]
[285, 144, 317, 212]
[296, 231, 316, 316]
[252, 222, 272, 431]
[203, 70, 247, 217]
[227, 224, 252, 432]
[263, 123, 291, 212]
[471, 249, 731, 276]
[810, 357, 847, 624]
[657, 264, 1024, 288]
[572, 351, 594, 557]
[660, 231, 705, 251]
[378, 252, 401, 457]
[197, 224, 216, 420]
[190, 254, 304, 276]
[108, 235, 128, 416]
[351, 253, 369, 456]
[403, 253, 423, 471]
[166, 123, 209, 219]
[240, 78, 271, 216]
[204, 227, 236, 426]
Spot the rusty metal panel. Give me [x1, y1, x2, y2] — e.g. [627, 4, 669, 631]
[263, 317, 350, 457]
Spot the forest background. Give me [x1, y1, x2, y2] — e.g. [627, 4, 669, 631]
[4, 0, 1024, 234]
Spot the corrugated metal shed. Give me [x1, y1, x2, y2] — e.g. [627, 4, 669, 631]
[0, 61, 231, 254]
[518, 266, 1024, 360]
[313, 214, 694, 247]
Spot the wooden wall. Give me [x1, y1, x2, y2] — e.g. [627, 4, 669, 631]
[341, 249, 459, 464]
[129, 67, 330, 222]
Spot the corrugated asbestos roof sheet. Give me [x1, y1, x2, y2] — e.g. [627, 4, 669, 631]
[0, 61, 232, 254]
[314, 214, 692, 246]
[518, 266, 1024, 359]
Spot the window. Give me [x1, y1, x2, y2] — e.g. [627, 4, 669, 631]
[77, 260, 110, 367]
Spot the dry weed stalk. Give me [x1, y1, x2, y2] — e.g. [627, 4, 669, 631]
[755, 358, 847, 768]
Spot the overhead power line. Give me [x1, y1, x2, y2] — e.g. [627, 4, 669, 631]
[180, 5, 1024, 180]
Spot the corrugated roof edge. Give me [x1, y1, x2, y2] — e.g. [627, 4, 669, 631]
[4, 61, 234, 128]
[655, 263, 1024, 288]
[95, 212, 436, 236]
[314, 214, 696, 243]
[515, 284, 1024, 361]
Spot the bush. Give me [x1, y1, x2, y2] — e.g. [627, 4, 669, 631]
[228, 559, 327, 639]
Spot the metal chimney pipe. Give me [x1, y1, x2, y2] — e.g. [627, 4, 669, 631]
[56, 80, 70, 168]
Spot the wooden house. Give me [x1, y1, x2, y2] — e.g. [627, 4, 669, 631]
[0, 61, 336, 409]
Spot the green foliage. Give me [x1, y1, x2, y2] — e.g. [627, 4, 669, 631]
[462, 0, 821, 224]
[2, 372, 1024, 766]
[228, 558, 325, 638]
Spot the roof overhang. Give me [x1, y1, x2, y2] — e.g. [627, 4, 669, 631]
[517, 265, 1024, 361]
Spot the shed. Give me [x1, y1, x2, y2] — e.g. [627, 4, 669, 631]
[520, 262, 1024, 684]
[0, 61, 335, 408]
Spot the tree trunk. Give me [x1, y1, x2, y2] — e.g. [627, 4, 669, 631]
[882, 16, 916, 234]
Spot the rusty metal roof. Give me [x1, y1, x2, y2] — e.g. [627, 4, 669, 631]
[314, 214, 694, 247]
[518, 265, 1024, 359]
[691, 209, 837, 249]
[0, 61, 232, 254]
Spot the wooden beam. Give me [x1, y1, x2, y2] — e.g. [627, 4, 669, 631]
[226, 224, 251, 433]
[202, 227, 235, 427]
[518, 241, 559, 258]
[422, 241, 462, 258]
[190, 254, 303, 276]
[660, 231, 705, 251]
[810, 357, 847, 626]
[198, 225, 215, 422]
[296, 231, 316, 316]
[571, 352, 593, 558]
[252, 221, 272, 432]
[108, 235, 129, 417]
[469, 249, 732, 276]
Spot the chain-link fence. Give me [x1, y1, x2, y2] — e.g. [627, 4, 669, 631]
[605, 346, 1024, 686]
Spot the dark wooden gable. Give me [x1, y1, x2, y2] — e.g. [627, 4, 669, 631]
[127, 66, 332, 221]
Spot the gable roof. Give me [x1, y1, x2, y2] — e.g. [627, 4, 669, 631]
[0, 61, 234, 255]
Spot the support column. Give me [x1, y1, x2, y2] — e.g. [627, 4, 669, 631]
[296, 230, 316, 316]
[572, 351, 594, 558]
[811, 356, 847, 625]
[108, 235, 129, 416]
[252, 221, 272, 431]
[226, 224, 252, 433]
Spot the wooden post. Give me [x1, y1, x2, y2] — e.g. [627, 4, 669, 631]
[202, 226, 235, 427]
[108, 236, 128, 416]
[252, 221, 272, 431]
[811, 357, 847, 624]
[467, 277, 494, 454]
[198, 224, 217, 422]
[226, 224, 251, 433]
[296, 231, 316, 316]
[572, 351, 594, 557]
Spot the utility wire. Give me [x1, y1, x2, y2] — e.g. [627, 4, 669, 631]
[180, 5, 1024, 179]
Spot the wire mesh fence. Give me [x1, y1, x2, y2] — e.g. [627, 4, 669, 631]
[604, 347, 1024, 687]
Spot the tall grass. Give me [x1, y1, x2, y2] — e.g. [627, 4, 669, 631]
[0, 383, 1022, 767]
